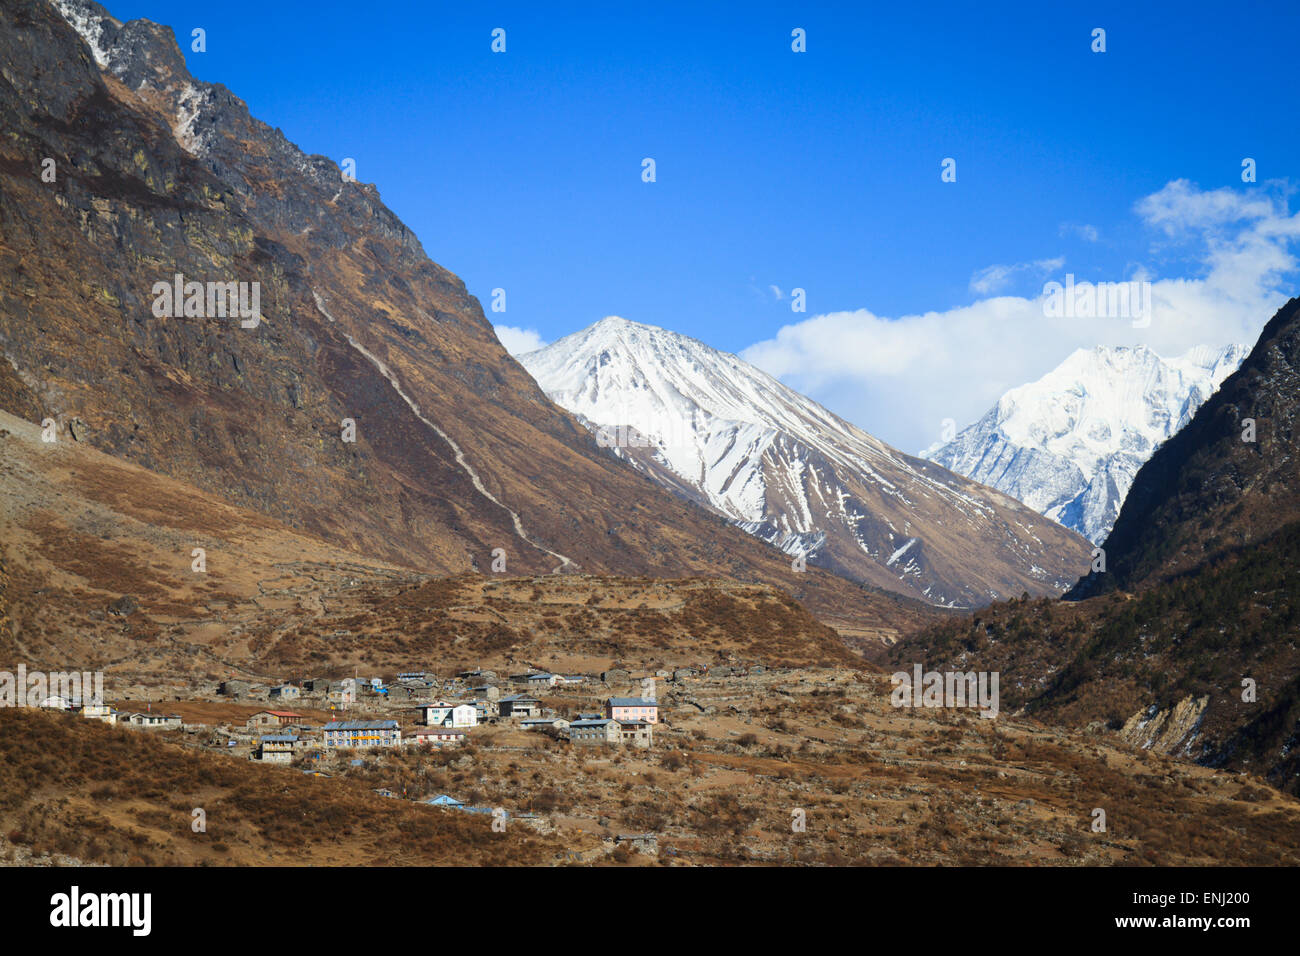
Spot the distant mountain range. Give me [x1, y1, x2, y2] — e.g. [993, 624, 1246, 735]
[924, 344, 1248, 543]
[520, 317, 1091, 608]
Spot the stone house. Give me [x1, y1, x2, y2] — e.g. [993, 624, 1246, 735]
[321, 679, 357, 705]
[521, 716, 570, 732]
[124, 712, 183, 730]
[618, 719, 653, 749]
[615, 833, 659, 856]
[498, 694, 541, 718]
[390, 680, 435, 701]
[219, 679, 254, 698]
[568, 718, 621, 746]
[248, 710, 304, 730]
[258, 734, 299, 763]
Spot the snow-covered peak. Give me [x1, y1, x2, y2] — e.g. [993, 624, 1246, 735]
[522, 316, 896, 489]
[925, 343, 1248, 543]
[522, 317, 1093, 608]
[988, 343, 1245, 482]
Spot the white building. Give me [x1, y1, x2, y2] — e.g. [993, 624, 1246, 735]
[79, 703, 116, 724]
[406, 727, 468, 747]
[328, 678, 357, 706]
[422, 701, 478, 728]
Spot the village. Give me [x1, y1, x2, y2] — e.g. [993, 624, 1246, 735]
[43, 665, 684, 752]
[30, 663, 752, 853]
[228, 668, 663, 759]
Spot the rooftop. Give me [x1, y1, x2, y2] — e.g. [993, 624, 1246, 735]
[323, 720, 399, 731]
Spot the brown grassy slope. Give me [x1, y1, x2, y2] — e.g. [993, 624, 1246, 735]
[0, 407, 858, 680]
[892, 522, 1300, 793]
[0, 708, 582, 866]
[596, 669, 1300, 865]
[258, 573, 862, 675]
[11, 670, 1300, 867]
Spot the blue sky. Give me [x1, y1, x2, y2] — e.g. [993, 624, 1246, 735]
[102, 0, 1300, 449]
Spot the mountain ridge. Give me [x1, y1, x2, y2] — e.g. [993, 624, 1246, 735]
[521, 316, 1092, 607]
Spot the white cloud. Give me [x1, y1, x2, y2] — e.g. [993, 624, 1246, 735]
[970, 256, 1065, 295]
[495, 325, 547, 356]
[742, 180, 1299, 454]
[1136, 179, 1282, 235]
[769, 284, 785, 300]
[1060, 222, 1100, 242]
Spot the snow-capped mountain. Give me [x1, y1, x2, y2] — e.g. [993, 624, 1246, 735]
[924, 344, 1248, 544]
[519, 317, 1092, 608]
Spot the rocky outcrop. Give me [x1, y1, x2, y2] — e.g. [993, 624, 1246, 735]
[1119, 696, 1208, 755]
